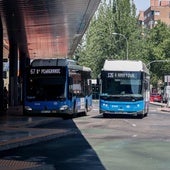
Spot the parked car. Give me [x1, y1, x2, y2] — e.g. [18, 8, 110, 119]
[150, 93, 162, 102]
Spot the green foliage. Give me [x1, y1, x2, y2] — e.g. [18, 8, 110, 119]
[75, 0, 170, 86]
[146, 21, 170, 83]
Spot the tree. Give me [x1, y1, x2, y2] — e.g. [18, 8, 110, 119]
[75, 0, 170, 86]
[146, 21, 170, 86]
[76, 0, 140, 78]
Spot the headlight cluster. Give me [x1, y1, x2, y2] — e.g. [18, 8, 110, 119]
[102, 103, 108, 107]
[59, 105, 69, 111]
[25, 106, 32, 111]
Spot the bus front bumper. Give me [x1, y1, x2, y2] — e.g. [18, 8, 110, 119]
[24, 105, 73, 115]
[100, 109, 144, 116]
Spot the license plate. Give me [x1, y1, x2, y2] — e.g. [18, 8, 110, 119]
[41, 110, 50, 113]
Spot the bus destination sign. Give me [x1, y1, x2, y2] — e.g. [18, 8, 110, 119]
[107, 72, 137, 79]
[30, 68, 61, 75]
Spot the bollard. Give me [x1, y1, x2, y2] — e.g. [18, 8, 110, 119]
[167, 94, 170, 108]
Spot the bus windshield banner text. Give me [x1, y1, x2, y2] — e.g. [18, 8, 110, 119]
[107, 72, 138, 79]
[30, 68, 61, 75]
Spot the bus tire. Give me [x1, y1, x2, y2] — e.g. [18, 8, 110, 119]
[144, 108, 149, 117]
[103, 113, 109, 118]
[137, 114, 143, 119]
[137, 112, 144, 119]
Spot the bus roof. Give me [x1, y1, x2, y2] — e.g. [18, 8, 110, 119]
[31, 58, 76, 67]
[102, 60, 149, 74]
[31, 58, 91, 72]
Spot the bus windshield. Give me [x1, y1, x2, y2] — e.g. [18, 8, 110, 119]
[101, 71, 143, 97]
[26, 77, 66, 101]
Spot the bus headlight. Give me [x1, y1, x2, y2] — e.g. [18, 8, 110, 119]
[60, 105, 69, 111]
[102, 103, 108, 107]
[25, 106, 32, 111]
[137, 104, 140, 107]
[126, 105, 130, 108]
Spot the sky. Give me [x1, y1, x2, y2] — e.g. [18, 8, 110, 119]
[133, 0, 150, 13]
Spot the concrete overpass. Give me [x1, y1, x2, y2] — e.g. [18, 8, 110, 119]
[0, 0, 101, 113]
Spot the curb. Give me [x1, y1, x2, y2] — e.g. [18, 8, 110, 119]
[160, 108, 170, 112]
[0, 129, 74, 152]
[150, 102, 170, 112]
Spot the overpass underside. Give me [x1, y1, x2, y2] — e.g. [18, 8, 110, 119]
[0, 0, 101, 114]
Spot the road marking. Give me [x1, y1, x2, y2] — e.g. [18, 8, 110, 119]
[150, 109, 157, 112]
[123, 120, 137, 127]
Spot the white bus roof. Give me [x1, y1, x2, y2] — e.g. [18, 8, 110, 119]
[102, 60, 149, 74]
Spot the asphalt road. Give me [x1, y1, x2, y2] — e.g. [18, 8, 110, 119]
[0, 103, 170, 170]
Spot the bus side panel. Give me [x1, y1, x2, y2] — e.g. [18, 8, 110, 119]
[74, 97, 86, 113]
[72, 94, 92, 114]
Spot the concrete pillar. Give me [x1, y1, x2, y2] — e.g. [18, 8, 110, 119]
[167, 94, 170, 108]
[2, 0, 19, 107]
[0, 16, 4, 113]
[19, 51, 30, 104]
[9, 42, 18, 106]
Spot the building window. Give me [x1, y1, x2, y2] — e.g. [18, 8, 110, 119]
[151, 11, 154, 16]
[149, 20, 155, 28]
[154, 11, 160, 15]
[144, 15, 147, 20]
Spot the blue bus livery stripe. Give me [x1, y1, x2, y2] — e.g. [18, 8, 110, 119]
[100, 99, 144, 112]
[25, 100, 72, 111]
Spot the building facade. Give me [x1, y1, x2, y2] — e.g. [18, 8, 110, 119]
[139, 0, 170, 29]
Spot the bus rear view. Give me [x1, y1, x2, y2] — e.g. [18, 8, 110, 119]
[99, 60, 150, 118]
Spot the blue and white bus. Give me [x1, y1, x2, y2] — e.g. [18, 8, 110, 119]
[24, 59, 92, 117]
[99, 60, 150, 118]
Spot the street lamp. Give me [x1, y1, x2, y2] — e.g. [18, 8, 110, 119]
[146, 59, 170, 69]
[112, 32, 128, 60]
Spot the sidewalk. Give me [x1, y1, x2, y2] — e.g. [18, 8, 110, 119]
[0, 106, 73, 152]
[150, 101, 170, 112]
[160, 106, 170, 112]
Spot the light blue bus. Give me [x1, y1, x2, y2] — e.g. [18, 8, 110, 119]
[24, 59, 92, 117]
[99, 60, 150, 118]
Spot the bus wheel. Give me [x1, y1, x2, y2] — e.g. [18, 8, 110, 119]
[103, 113, 109, 118]
[144, 108, 149, 117]
[144, 112, 148, 117]
[83, 107, 87, 116]
[137, 113, 144, 119]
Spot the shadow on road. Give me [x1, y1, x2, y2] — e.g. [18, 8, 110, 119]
[92, 114, 147, 119]
[0, 118, 106, 170]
